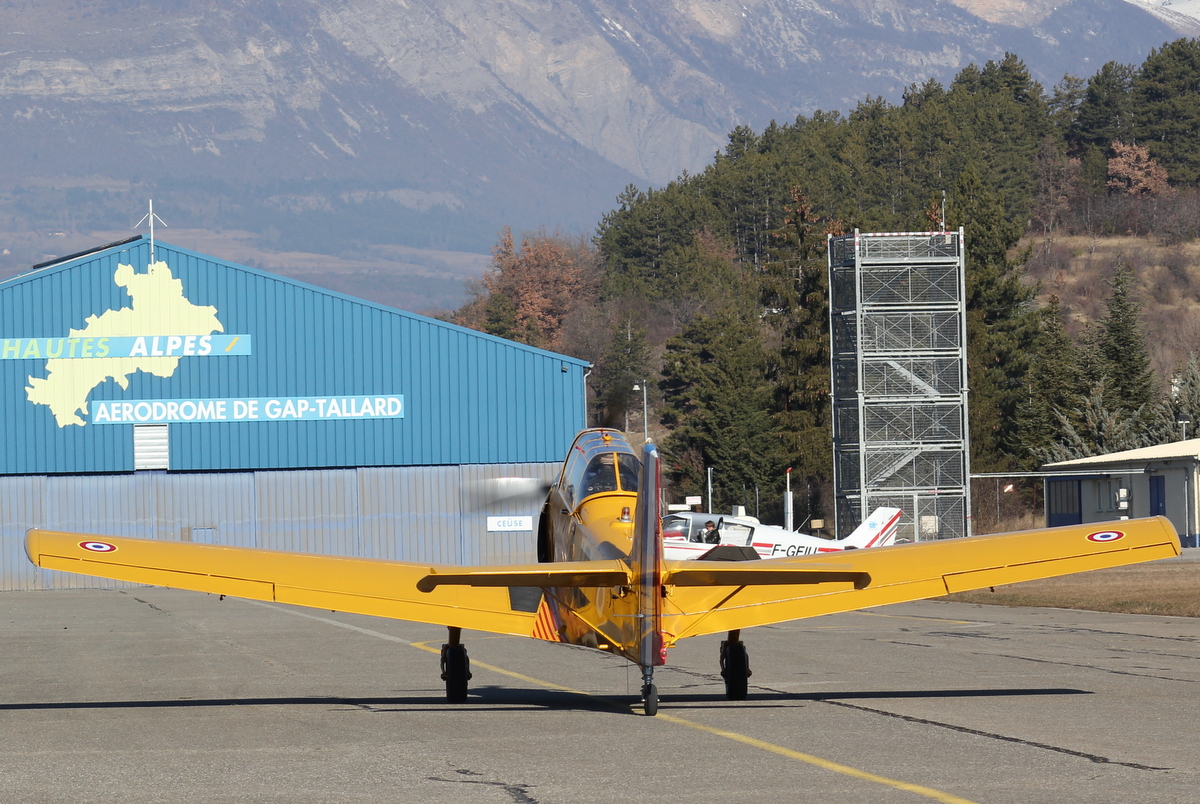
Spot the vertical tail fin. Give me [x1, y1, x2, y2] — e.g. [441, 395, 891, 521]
[631, 441, 665, 668]
[843, 507, 903, 549]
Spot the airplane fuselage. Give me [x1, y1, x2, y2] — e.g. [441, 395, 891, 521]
[537, 430, 654, 662]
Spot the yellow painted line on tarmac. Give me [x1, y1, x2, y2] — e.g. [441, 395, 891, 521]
[412, 640, 980, 804]
[410, 640, 583, 693]
[653, 713, 980, 804]
[256, 603, 980, 804]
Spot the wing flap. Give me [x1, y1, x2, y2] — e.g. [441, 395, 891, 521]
[664, 563, 870, 589]
[416, 564, 629, 592]
[663, 517, 1180, 641]
[25, 529, 627, 638]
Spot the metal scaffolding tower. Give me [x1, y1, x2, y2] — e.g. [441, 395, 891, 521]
[828, 229, 971, 542]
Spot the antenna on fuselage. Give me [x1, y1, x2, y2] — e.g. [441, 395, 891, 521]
[134, 199, 168, 264]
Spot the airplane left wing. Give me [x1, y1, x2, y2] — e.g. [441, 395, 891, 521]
[662, 517, 1181, 641]
[25, 530, 630, 638]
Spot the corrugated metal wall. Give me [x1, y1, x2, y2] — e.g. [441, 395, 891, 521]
[0, 463, 560, 591]
[1, 238, 587, 475]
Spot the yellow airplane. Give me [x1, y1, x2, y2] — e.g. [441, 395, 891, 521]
[24, 428, 1181, 716]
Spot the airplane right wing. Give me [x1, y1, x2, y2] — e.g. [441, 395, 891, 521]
[661, 517, 1181, 641]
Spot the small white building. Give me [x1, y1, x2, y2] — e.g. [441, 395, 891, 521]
[1042, 440, 1200, 547]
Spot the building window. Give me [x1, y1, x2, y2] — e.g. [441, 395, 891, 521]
[134, 424, 169, 470]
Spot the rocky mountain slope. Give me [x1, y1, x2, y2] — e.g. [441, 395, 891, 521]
[0, 0, 1191, 306]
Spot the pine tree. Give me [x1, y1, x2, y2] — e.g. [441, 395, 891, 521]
[658, 303, 781, 512]
[949, 163, 1040, 471]
[1095, 264, 1156, 414]
[1017, 297, 1083, 465]
[1048, 74, 1086, 138]
[1133, 38, 1200, 185]
[758, 188, 842, 518]
[592, 314, 652, 430]
[482, 292, 520, 341]
[1168, 354, 1200, 439]
[1040, 379, 1152, 462]
[1073, 61, 1135, 152]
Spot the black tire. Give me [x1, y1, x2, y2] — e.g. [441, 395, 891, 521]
[721, 642, 749, 700]
[643, 683, 659, 716]
[536, 508, 552, 563]
[442, 644, 471, 703]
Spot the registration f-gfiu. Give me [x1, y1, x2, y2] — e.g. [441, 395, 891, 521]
[25, 428, 1181, 716]
[661, 507, 902, 561]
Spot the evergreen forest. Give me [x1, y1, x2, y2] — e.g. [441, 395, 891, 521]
[455, 39, 1200, 530]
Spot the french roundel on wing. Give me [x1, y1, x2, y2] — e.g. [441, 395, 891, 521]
[1086, 530, 1125, 543]
[79, 541, 117, 553]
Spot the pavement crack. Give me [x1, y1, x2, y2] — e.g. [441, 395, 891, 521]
[924, 630, 1012, 641]
[975, 651, 1194, 683]
[818, 698, 1173, 772]
[1038, 624, 1200, 646]
[117, 591, 166, 613]
[428, 770, 539, 803]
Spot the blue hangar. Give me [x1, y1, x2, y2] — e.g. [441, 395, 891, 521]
[0, 236, 588, 591]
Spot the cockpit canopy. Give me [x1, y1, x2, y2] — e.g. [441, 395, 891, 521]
[560, 429, 641, 507]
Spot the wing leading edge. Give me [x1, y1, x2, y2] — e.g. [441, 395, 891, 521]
[662, 517, 1181, 641]
[25, 529, 630, 638]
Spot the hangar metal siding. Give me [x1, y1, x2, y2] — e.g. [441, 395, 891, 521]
[0, 463, 560, 590]
[0, 239, 587, 474]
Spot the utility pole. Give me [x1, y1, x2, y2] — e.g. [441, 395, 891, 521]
[785, 467, 793, 531]
[706, 467, 713, 514]
[632, 381, 648, 442]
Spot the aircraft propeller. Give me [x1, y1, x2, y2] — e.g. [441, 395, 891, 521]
[462, 477, 553, 510]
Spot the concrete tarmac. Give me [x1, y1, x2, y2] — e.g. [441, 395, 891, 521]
[1, 587, 1197, 803]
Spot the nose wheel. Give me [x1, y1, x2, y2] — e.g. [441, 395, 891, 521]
[640, 665, 659, 716]
[641, 683, 659, 716]
[440, 627, 472, 703]
[720, 631, 750, 700]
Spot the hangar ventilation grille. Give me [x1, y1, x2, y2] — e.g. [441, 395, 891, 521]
[134, 424, 169, 470]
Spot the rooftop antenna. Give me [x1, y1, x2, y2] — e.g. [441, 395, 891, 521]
[134, 199, 168, 264]
[940, 189, 947, 231]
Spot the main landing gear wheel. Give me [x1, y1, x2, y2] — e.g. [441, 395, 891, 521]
[720, 636, 750, 700]
[441, 627, 472, 703]
[642, 683, 659, 716]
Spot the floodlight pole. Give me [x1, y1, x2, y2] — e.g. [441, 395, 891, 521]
[785, 467, 793, 531]
[640, 381, 648, 442]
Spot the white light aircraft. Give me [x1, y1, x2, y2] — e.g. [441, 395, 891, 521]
[661, 507, 903, 561]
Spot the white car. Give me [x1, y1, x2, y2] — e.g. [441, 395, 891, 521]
[661, 508, 902, 561]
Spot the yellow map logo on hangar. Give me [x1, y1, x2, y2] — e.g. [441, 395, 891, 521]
[20, 261, 247, 427]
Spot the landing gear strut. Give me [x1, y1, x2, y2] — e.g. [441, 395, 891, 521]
[720, 630, 750, 700]
[440, 626, 472, 703]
